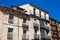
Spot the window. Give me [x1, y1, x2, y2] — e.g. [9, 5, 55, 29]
[22, 27, 28, 40]
[39, 11, 41, 17]
[8, 28, 13, 40]
[23, 30, 26, 34]
[34, 26, 38, 33]
[33, 8, 35, 15]
[40, 20, 44, 27]
[23, 18, 26, 23]
[40, 29, 46, 36]
[44, 13, 46, 20]
[8, 14, 14, 24]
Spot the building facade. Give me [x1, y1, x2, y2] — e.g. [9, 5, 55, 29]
[57, 22, 60, 40]
[0, 4, 50, 40]
[49, 18, 59, 40]
[0, 3, 59, 40]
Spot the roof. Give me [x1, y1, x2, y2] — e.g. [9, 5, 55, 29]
[0, 6, 22, 14]
[58, 22, 60, 23]
[49, 17, 57, 22]
[11, 5, 25, 10]
[20, 3, 48, 14]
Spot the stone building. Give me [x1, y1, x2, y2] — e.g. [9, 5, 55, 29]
[49, 18, 59, 40]
[1, 3, 60, 40]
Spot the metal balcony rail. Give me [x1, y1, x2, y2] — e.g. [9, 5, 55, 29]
[22, 22, 28, 27]
[40, 26, 49, 31]
[45, 26, 49, 30]
[8, 19, 13, 23]
[33, 21, 39, 27]
[41, 35, 50, 39]
[41, 35, 46, 39]
[46, 35, 50, 39]
[22, 34, 29, 40]
[34, 34, 39, 39]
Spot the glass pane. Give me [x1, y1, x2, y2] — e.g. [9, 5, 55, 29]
[9, 14, 14, 19]
[23, 18, 26, 23]
[40, 20, 44, 27]
[8, 28, 13, 32]
[40, 29, 45, 36]
[8, 28, 13, 39]
[23, 30, 26, 34]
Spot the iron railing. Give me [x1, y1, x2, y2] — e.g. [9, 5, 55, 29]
[22, 34, 29, 40]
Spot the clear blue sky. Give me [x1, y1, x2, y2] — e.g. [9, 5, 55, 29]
[0, 0, 60, 22]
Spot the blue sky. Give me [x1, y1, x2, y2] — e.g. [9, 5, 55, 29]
[0, 0, 60, 22]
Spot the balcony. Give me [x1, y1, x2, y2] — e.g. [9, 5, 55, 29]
[33, 21, 39, 27]
[40, 26, 49, 31]
[45, 26, 49, 31]
[46, 35, 50, 39]
[8, 19, 13, 24]
[41, 35, 50, 39]
[22, 34, 29, 40]
[22, 22, 28, 27]
[41, 35, 46, 39]
[40, 26, 45, 29]
[34, 34, 39, 39]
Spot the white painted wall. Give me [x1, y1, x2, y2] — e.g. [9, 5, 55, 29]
[19, 4, 40, 17]
[19, 4, 50, 21]
[41, 11, 45, 19]
[35, 9, 40, 17]
[46, 14, 49, 20]
[19, 4, 31, 15]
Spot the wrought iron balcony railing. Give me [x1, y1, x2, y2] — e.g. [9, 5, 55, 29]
[8, 19, 13, 24]
[34, 34, 39, 39]
[45, 26, 49, 30]
[33, 21, 39, 27]
[22, 22, 29, 27]
[46, 35, 50, 39]
[41, 35, 46, 39]
[41, 35, 50, 39]
[40, 26, 49, 31]
[22, 34, 29, 40]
